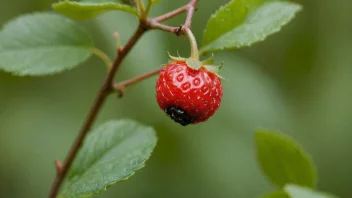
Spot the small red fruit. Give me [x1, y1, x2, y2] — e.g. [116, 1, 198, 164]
[156, 59, 223, 126]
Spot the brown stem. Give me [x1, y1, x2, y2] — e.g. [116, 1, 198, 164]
[113, 67, 162, 97]
[152, 0, 198, 23]
[47, 0, 199, 197]
[48, 24, 146, 198]
[152, 5, 188, 22]
[185, 0, 199, 27]
[147, 20, 179, 34]
[55, 160, 63, 174]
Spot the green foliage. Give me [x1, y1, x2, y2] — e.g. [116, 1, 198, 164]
[53, 0, 138, 21]
[263, 190, 290, 198]
[255, 129, 317, 188]
[0, 13, 93, 76]
[263, 184, 339, 198]
[246, 0, 262, 11]
[285, 184, 339, 198]
[59, 120, 157, 198]
[149, 0, 160, 5]
[201, 1, 302, 53]
[202, 0, 249, 46]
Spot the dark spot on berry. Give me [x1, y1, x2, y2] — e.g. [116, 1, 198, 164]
[165, 106, 195, 126]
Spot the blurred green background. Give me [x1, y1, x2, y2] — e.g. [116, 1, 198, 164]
[1, 0, 352, 197]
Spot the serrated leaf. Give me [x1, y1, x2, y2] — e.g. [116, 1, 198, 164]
[0, 12, 93, 76]
[285, 184, 339, 198]
[53, 0, 138, 21]
[255, 129, 317, 188]
[262, 190, 290, 198]
[59, 119, 157, 198]
[201, 1, 302, 53]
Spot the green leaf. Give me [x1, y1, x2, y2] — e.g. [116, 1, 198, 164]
[53, 0, 138, 21]
[201, 1, 302, 53]
[255, 129, 317, 188]
[263, 190, 290, 198]
[285, 184, 339, 198]
[0, 12, 93, 76]
[202, 0, 249, 47]
[246, 0, 262, 10]
[59, 119, 157, 198]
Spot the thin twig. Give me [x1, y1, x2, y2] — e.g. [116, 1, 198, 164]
[153, 5, 188, 22]
[147, 20, 179, 34]
[47, 0, 200, 197]
[152, 0, 198, 23]
[55, 160, 63, 174]
[90, 47, 113, 69]
[185, 0, 199, 27]
[113, 67, 162, 97]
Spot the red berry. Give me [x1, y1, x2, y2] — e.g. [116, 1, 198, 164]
[155, 61, 223, 126]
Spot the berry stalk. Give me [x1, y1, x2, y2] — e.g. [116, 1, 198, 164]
[184, 28, 199, 60]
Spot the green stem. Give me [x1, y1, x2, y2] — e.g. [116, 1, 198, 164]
[135, 0, 146, 19]
[184, 28, 199, 60]
[145, 0, 153, 18]
[114, 31, 121, 50]
[89, 48, 112, 69]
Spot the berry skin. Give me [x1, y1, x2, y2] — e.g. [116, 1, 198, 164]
[155, 61, 223, 126]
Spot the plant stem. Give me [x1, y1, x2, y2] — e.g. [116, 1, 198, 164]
[114, 31, 121, 51]
[152, 0, 198, 23]
[148, 20, 178, 34]
[47, 1, 199, 197]
[55, 160, 63, 174]
[90, 47, 113, 69]
[184, 28, 199, 60]
[145, 0, 153, 19]
[113, 67, 162, 97]
[153, 5, 188, 22]
[135, 0, 146, 18]
[185, 0, 198, 27]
